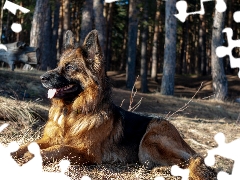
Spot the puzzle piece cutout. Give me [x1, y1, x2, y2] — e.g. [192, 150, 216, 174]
[175, 0, 227, 22]
[204, 132, 240, 180]
[215, 28, 240, 78]
[233, 11, 240, 23]
[171, 165, 189, 180]
[154, 176, 165, 180]
[0, 44, 7, 51]
[105, 0, 118, 3]
[3, 0, 30, 33]
[3, 0, 30, 15]
[81, 176, 92, 180]
[0, 123, 74, 180]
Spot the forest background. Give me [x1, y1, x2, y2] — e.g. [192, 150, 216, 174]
[0, 1, 240, 178]
[0, 0, 239, 101]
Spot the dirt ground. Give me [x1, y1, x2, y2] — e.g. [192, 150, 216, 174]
[0, 68, 240, 179]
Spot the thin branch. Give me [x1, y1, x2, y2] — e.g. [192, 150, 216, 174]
[131, 97, 143, 112]
[120, 99, 125, 107]
[166, 82, 203, 119]
[202, 94, 214, 100]
[128, 75, 142, 112]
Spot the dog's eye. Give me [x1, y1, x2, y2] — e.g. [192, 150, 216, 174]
[65, 64, 75, 71]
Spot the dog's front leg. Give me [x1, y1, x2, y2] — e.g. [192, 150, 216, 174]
[11, 144, 29, 161]
[11, 138, 52, 164]
[41, 145, 98, 165]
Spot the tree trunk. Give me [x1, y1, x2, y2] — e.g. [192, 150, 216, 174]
[0, 0, 4, 43]
[6, 9, 10, 42]
[74, 1, 82, 42]
[199, 15, 207, 76]
[120, 25, 127, 71]
[160, 0, 177, 95]
[105, 3, 114, 71]
[40, 6, 52, 70]
[140, 1, 148, 93]
[51, 0, 60, 69]
[126, 0, 138, 89]
[30, 0, 51, 70]
[211, 0, 228, 101]
[30, 0, 48, 47]
[63, 0, 70, 33]
[57, 0, 63, 59]
[225, 0, 233, 74]
[151, 0, 160, 81]
[80, 0, 93, 44]
[179, 21, 188, 75]
[93, 0, 106, 66]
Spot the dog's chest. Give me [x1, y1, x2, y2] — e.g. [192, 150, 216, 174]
[52, 113, 65, 125]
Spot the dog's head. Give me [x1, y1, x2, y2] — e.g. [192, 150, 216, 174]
[40, 30, 105, 101]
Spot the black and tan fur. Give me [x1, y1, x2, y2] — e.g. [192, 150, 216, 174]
[12, 30, 216, 179]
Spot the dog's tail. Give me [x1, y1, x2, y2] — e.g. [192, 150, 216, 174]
[187, 155, 217, 180]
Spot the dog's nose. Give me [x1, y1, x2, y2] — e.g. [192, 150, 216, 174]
[40, 74, 49, 81]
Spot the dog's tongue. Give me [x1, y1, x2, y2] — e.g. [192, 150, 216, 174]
[48, 89, 57, 99]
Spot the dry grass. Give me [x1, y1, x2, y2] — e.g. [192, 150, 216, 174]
[0, 97, 47, 145]
[0, 69, 240, 179]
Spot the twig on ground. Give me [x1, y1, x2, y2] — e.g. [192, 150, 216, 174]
[10, 88, 19, 100]
[128, 75, 142, 112]
[131, 97, 143, 112]
[166, 82, 203, 120]
[202, 94, 215, 100]
[33, 98, 43, 103]
[120, 99, 125, 107]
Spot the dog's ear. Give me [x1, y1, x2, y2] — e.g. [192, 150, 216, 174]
[63, 30, 75, 49]
[83, 30, 102, 60]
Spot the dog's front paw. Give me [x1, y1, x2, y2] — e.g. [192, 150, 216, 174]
[13, 151, 34, 165]
[11, 146, 34, 165]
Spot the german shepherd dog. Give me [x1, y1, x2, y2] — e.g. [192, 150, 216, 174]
[12, 30, 215, 179]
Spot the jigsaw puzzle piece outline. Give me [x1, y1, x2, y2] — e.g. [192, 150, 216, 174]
[2, 0, 30, 33]
[154, 176, 165, 180]
[216, 28, 240, 77]
[233, 11, 240, 23]
[215, 0, 227, 12]
[175, 0, 227, 22]
[0, 123, 72, 180]
[171, 165, 189, 180]
[217, 171, 235, 180]
[3, 0, 30, 15]
[205, 132, 240, 179]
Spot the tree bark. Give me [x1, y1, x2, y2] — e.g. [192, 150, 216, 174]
[93, 0, 106, 67]
[40, 6, 52, 70]
[57, 0, 63, 59]
[126, 0, 138, 89]
[211, 0, 228, 101]
[179, 21, 188, 75]
[30, 0, 48, 47]
[198, 15, 207, 76]
[0, 0, 4, 43]
[63, 0, 70, 33]
[105, 3, 114, 71]
[140, 1, 148, 93]
[151, 0, 160, 81]
[160, 0, 177, 95]
[51, 0, 60, 69]
[30, 0, 51, 70]
[120, 25, 127, 71]
[80, 0, 93, 44]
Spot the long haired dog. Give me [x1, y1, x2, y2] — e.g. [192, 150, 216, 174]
[12, 30, 215, 179]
